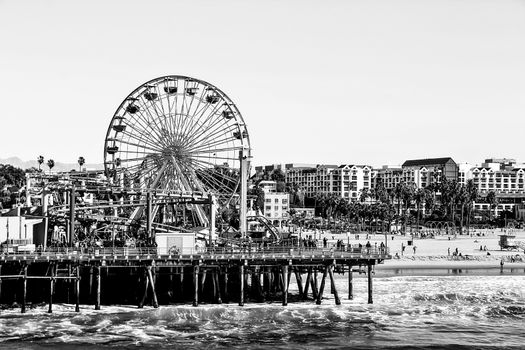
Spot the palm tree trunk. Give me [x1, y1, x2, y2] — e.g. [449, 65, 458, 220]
[459, 204, 465, 234]
[416, 203, 420, 237]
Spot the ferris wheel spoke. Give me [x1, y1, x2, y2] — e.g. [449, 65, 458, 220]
[194, 168, 234, 194]
[190, 146, 243, 155]
[125, 113, 167, 149]
[189, 159, 239, 185]
[191, 154, 239, 162]
[137, 109, 170, 145]
[184, 119, 234, 150]
[112, 137, 163, 154]
[186, 123, 239, 151]
[187, 134, 239, 154]
[141, 95, 171, 137]
[118, 129, 165, 153]
[111, 155, 159, 164]
[176, 98, 215, 146]
[181, 103, 227, 146]
[187, 108, 239, 145]
[130, 106, 169, 146]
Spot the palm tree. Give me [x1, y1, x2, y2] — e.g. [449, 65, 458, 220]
[359, 188, 371, 204]
[486, 190, 497, 221]
[414, 188, 427, 235]
[401, 182, 415, 234]
[37, 156, 44, 171]
[457, 184, 469, 234]
[78, 156, 85, 171]
[47, 159, 55, 173]
[465, 179, 478, 234]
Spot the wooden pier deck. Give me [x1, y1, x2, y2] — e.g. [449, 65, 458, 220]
[0, 247, 390, 313]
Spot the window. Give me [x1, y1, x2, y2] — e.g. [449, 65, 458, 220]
[265, 198, 271, 203]
[265, 206, 271, 211]
[274, 206, 279, 211]
[282, 198, 288, 204]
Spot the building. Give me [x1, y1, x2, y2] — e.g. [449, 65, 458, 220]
[401, 157, 458, 185]
[257, 180, 290, 222]
[375, 165, 403, 190]
[469, 158, 525, 216]
[285, 164, 373, 201]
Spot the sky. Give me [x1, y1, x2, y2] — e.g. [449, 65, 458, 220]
[1, 0, 524, 168]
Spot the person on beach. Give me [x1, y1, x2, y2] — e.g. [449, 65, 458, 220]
[448, 247, 450, 256]
[413, 246, 417, 254]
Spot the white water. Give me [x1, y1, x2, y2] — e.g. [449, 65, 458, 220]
[0, 273, 524, 349]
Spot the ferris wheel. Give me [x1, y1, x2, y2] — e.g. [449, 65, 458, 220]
[104, 75, 251, 204]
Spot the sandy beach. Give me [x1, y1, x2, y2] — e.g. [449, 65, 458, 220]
[306, 228, 525, 270]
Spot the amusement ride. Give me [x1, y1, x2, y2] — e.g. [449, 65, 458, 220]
[25, 75, 279, 251]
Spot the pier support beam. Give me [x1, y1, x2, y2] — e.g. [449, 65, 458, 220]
[214, 270, 222, 304]
[223, 267, 229, 303]
[48, 263, 55, 313]
[193, 265, 199, 307]
[303, 268, 311, 300]
[239, 265, 244, 306]
[367, 264, 373, 304]
[95, 266, 101, 310]
[138, 267, 149, 308]
[21, 264, 27, 313]
[281, 265, 288, 306]
[75, 265, 80, 312]
[294, 269, 304, 298]
[311, 269, 318, 300]
[348, 265, 353, 300]
[179, 266, 184, 300]
[328, 265, 341, 305]
[316, 266, 328, 305]
[146, 265, 158, 308]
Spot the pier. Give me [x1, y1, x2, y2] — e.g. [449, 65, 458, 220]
[0, 246, 389, 312]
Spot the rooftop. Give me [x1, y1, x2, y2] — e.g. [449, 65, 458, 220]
[402, 157, 455, 167]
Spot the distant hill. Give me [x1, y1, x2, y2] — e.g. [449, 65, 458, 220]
[0, 156, 104, 172]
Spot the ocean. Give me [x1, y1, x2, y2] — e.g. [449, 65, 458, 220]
[0, 270, 524, 349]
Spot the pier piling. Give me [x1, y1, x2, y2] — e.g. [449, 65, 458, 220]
[75, 265, 80, 312]
[21, 264, 27, 313]
[316, 266, 328, 305]
[367, 264, 373, 304]
[146, 265, 159, 308]
[48, 263, 55, 313]
[328, 265, 341, 305]
[95, 266, 101, 310]
[193, 265, 199, 307]
[281, 265, 288, 306]
[239, 264, 244, 306]
[348, 265, 353, 300]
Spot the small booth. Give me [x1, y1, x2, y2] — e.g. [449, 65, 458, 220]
[499, 234, 518, 250]
[155, 231, 196, 255]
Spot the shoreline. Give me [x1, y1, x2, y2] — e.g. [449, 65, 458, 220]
[377, 255, 525, 270]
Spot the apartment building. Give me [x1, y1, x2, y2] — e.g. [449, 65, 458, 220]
[258, 180, 290, 220]
[468, 158, 525, 216]
[256, 163, 373, 202]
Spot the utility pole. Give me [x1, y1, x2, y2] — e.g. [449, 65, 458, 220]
[239, 149, 249, 238]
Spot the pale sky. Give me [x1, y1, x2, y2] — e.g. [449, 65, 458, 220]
[1, 0, 524, 168]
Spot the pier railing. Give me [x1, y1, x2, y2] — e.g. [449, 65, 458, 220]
[0, 245, 390, 261]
